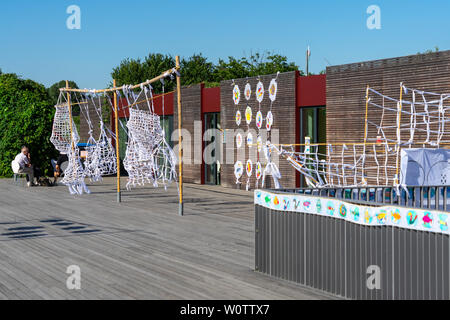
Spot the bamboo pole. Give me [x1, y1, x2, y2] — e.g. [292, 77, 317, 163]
[249, 141, 398, 147]
[59, 67, 180, 94]
[176, 56, 183, 216]
[66, 81, 75, 153]
[113, 79, 121, 203]
[362, 85, 370, 185]
[395, 83, 404, 185]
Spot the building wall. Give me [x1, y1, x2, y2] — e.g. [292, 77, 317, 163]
[326, 50, 450, 184]
[173, 84, 203, 184]
[79, 100, 103, 142]
[220, 71, 298, 189]
[106, 72, 326, 189]
[327, 50, 450, 144]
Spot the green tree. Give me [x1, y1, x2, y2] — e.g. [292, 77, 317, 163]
[111, 53, 175, 93]
[47, 80, 79, 106]
[0, 73, 57, 177]
[417, 46, 440, 55]
[214, 56, 251, 82]
[47, 80, 79, 115]
[181, 53, 216, 87]
[214, 51, 301, 81]
[111, 51, 302, 92]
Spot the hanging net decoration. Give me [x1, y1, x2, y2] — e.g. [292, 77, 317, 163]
[63, 146, 91, 195]
[123, 108, 164, 188]
[50, 64, 181, 199]
[120, 82, 178, 190]
[50, 102, 90, 195]
[50, 103, 75, 154]
[78, 92, 117, 182]
[83, 122, 117, 182]
[272, 82, 450, 189]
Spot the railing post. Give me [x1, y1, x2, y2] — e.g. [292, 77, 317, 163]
[428, 187, 431, 209]
[444, 187, 447, 211]
[420, 187, 424, 209]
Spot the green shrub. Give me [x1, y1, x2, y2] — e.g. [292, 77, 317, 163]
[0, 73, 57, 177]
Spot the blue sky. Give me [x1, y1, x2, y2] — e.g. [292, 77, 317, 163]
[0, 0, 449, 89]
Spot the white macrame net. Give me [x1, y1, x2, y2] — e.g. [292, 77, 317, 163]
[50, 103, 90, 194]
[78, 92, 117, 182]
[120, 82, 177, 190]
[273, 83, 450, 188]
[50, 68, 179, 196]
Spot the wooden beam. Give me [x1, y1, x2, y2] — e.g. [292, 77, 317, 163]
[59, 66, 180, 94]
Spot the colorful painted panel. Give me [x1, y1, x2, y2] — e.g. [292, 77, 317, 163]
[254, 190, 450, 235]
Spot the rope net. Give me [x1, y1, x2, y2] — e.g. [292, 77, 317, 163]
[50, 70, 178, 195]
[272, 83, 450, 188]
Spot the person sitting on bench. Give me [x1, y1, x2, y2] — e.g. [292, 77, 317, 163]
[14, 146, 38, 187]
[53, 152, 68, 185]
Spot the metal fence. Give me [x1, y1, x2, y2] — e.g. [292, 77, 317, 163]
[255, 187, 450, 300]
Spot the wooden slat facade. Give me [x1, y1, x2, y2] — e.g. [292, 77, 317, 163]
[173, 84, 203, 184]
[326, 50, 450, 185]
[220, 72, 298, 189]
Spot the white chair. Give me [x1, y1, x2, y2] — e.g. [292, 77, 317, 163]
[11, 160, 27, 186]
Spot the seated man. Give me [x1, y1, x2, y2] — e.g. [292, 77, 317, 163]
[14, 146, 37, 187]
[53, 152, 68, 185]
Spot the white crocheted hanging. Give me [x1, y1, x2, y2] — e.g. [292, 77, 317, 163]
[123, 106, 177, 190]
[50, 103, 77, 154]
[51, 103, 90, 195]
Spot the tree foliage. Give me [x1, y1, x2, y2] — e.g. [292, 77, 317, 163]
[47, 80, 79, 113]
[111, 53, 175, 93]
[215, 52, 301, 81]
[0, 74, 56, 177]
[181, 54, 216, 86]
[111, 51, 301, 92]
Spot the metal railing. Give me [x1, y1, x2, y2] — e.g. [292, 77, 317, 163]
[268, 185, 450, 212]
[255, 204, 450, 299]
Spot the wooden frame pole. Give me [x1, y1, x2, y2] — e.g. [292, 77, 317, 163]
[395, 82, 404, 186]
[59, 67, 180, 94]
[66, 81, 75, 153]
[176, 56, 183, 216]
[113, 79, 121, 203]
[362, 85, 370, 185]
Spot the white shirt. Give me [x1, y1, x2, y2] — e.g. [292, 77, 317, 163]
[14, 153, 29, 169]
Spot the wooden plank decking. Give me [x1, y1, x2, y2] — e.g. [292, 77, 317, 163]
[0, 177, 333, 300]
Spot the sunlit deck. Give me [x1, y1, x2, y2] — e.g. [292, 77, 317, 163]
[0, 177, 332, 300]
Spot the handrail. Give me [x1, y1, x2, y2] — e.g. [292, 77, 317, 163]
[263, 185, 450, 212]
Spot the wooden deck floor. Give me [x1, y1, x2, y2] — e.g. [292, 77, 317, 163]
[0, 177, 333, 300]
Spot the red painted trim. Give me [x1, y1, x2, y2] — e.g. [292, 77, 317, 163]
[117, 93, 174, 118]
[153, 92, 174, 115]
[295, 105, 300, 188]
[296, 74, 326, 107]
[201, 86, 221, 113]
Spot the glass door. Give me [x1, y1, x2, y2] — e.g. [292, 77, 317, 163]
[299, 106, 326, 187]
[204, 113, 221, 185]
